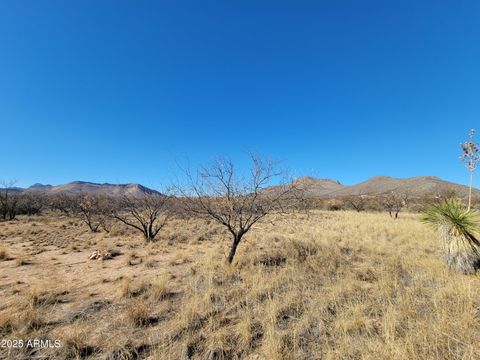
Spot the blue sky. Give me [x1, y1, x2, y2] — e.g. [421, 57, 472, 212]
[1, 1, 480, 189]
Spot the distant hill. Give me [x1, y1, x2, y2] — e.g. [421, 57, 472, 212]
[261, 176, 344, 197]
[291, 176, 344, 197]
[17, 181, 160, 197]
[266, 175, 478, 198]
[3, 187, 24, 193]
[326, 176, 477, 198]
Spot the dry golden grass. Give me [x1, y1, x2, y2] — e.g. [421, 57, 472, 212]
[0, 246, 7, 260]
[0, 211, 479, 359]
[125, 298, 156, 327]
[150, 273, 170, 301]
[119, 277, 150, 299]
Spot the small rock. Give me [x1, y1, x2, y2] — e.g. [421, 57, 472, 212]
[89, 250, 100, 260]
[89, 250, 113, 261]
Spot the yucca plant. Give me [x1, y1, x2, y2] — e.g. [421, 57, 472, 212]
[460, 129, 480, 211]
[421, 199, 480, 274]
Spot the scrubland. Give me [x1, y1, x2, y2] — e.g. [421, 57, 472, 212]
[0, 211, 479, 359]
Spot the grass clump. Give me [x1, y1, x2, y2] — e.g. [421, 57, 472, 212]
[120, 278, 150, 298]
[126, 299, 157, 327]
[150, 274, 170, 301]
[421, 199, 480, 274]
[60, 327, 97, 359]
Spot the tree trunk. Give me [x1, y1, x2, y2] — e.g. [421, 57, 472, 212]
[145, 231, 152, 242]
[227, 234, 242, 264]
[145, 227, 155, 242]
[8, 208, 16, 221]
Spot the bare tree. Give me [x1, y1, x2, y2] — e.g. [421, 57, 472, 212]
[75, 193, 113, 232]
[49, 193, 75, 214]
[178, 154, 301, 263]
[383, 191, 408, 219]
[18, 192, 47, 216]
[0, 181, 21, 221]
[113, 193, 171, 241]
[344, 195, 366, 212]
[430, 186, 459, 205]
[6, 193, 21, 221]
[51, 193, 113, 232]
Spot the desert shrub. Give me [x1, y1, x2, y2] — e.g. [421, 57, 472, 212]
[328, 204, 342, 211]
[421, 199, 480, 274]
[287, 239, 319, 262]
[326, 199, 344, 211]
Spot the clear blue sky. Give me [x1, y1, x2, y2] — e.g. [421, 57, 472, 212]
[2, 1, 480, 189]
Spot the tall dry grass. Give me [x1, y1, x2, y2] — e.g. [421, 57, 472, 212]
[1, 211, 479, 359]
[155, 212, 480, 359]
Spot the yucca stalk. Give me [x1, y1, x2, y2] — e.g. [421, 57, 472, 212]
[421, 199, 480, 274]
[460, 129, 479, 211]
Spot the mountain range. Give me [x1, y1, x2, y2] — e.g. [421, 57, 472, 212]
[10, 181, 160, 197]
[7, 176, 478, 198]
[278, 175, 479, 198]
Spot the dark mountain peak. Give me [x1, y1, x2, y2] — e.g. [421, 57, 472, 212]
[29, 183, 52, 189]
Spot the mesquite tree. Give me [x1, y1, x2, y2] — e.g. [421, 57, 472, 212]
[344, 195, 366, 212]
[76, 194, 113, 232]
[114, 193, 171, 241]
[49, 193, 75, 214]
[460, 129, 480, 211]
[0, 181, 20, 221]
[58, 193, 113, 232]
[383, 191, 408, 219]
[180, 154, 301, 263]
[18, 192, 47, 216]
